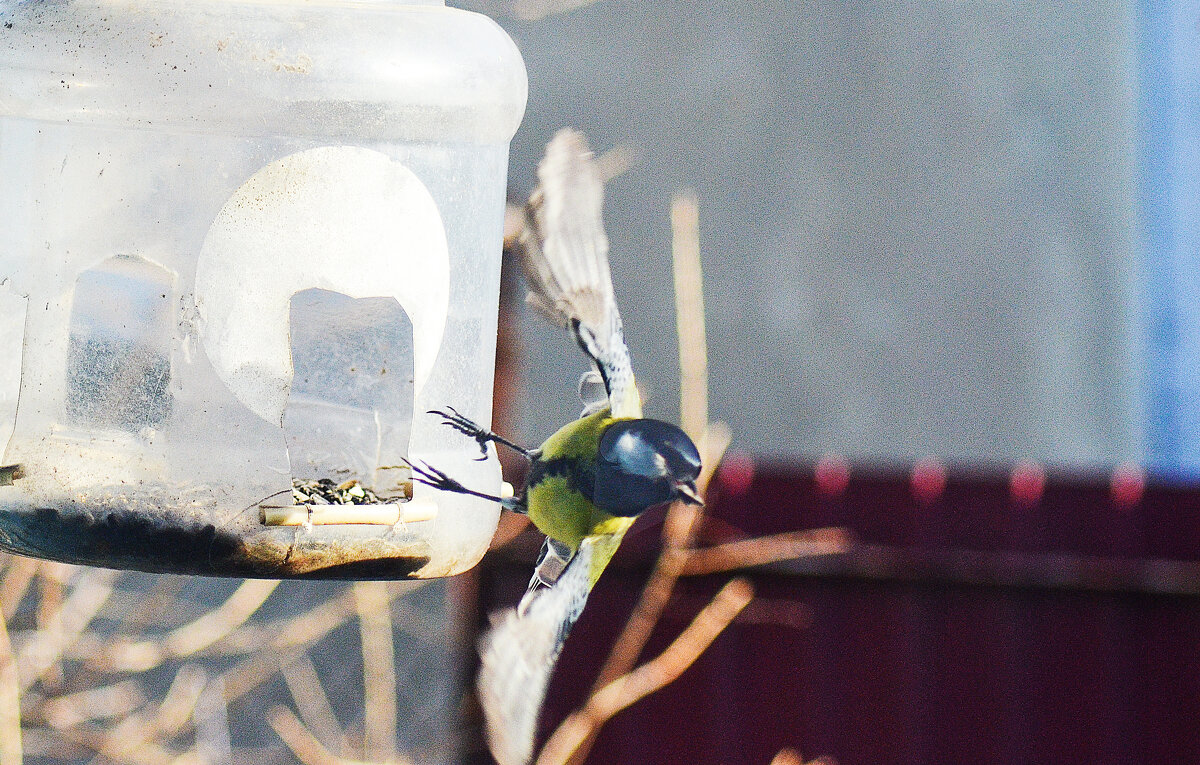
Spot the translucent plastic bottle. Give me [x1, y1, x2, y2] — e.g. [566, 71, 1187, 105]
[0, 0, 526, 578]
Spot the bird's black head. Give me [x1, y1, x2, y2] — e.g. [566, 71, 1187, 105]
[591, 418, 703, 517]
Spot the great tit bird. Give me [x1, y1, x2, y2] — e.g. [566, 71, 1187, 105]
[408, 129, 703, 765]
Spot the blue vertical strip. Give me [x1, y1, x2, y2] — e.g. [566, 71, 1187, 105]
[1139, 0, 1200, 476]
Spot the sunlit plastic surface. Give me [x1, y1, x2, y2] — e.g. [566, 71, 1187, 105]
[0, 0, 527, 578]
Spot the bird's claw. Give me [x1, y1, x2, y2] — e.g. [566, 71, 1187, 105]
[404, 458, 469, 494]
[428, 406, 490, 459]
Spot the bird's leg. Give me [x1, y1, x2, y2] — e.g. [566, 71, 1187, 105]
[429, 407, 535, 461]
[519, 538, 574, 616]
[406, 459, 524, 512]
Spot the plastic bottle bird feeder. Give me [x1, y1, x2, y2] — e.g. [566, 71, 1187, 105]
[0, 0, 526, 578]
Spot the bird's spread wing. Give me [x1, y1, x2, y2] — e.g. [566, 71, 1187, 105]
[477, 538, 597, 765]
[520, 129, 641, 419]
[477, 130, 640, 765]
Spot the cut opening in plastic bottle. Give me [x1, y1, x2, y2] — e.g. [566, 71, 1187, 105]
[66, 255, 174, 434]
[283, 288, 414, 499]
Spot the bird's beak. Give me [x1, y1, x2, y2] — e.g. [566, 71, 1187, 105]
[676, 480, 704, 506]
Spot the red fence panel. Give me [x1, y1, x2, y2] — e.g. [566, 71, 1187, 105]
[473, 461, 1200, 764]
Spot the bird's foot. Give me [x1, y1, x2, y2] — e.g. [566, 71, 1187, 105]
[428, 407, 533, 460]
[429, 406, 491, 460]
[407, 458, 470, 494]
[404, 458, 511, 506]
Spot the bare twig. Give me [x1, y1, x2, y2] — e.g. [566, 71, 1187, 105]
[508, 0, 602, 21]
[354, 582, 397, 763]
[0, 604, 21, 765]
[268, 706, 384, 765]
[679, 528, 855, 576]
[536, 578, 754, 765]
[770, 750, 804, 765]
[671, 189, 707, 442]
[81, 665, 205, 765]
[595, 142, 640, 183]
[586, 425, 730, 695]
[102, 583, 359, 679]
[113, 576, 186, 635]
[165, 579, 280, 658]
[0, 556, 38, 621]
[770, 749, 837, 765]
[61, 725, 182, 765]
[16, 728, 91, 760]
[268, 706, 344, 765]
[35, 563, 70, 632]
[280, 654, 343, 752]
[218, 581, 413, 709]
[193, 677, 232, 765]
[34, 563, 69, 689]
[555, 192, 728, 765]
[152, 665, 208, 738]
[40, 680, 144, 730]
[18, 569, 116, 691]
[100, 579, 279, 674]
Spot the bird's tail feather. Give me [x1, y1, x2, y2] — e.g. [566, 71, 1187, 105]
[477, 539, 597, 765]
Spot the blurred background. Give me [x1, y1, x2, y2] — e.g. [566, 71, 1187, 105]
[481, 0, 1147, 470]
[5, 1, 1200, 764]
[468, 1, 1200, 764]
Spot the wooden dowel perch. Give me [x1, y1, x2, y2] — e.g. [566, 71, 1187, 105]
[262, 498, 438, 527]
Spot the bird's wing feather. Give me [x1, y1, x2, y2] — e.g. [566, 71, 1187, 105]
[478, 129, 643, 765]
[520, 129, 614, 331]
[477, 538, 597, 765]
[520, 129, 641, 418]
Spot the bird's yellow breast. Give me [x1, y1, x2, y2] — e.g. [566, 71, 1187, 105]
[525, 407, 636, 555]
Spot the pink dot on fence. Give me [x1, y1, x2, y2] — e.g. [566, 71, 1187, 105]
[1110, 462, 1146, 509]
[1009, 460, 1046, 506]
[717, 451, 756, 496]
[814, 454, 850, 496]
[910, 457, 946, 504]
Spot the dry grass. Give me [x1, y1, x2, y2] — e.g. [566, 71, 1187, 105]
[0, 565, 457, 765]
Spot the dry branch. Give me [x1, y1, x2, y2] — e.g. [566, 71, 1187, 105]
[542, 191, 734, 765]
[59, 724, 181, 765]
[18, 569, 116, 691]
[680, 528, 855, 576]
[113, 577, 186, 636]
[354, 581, 398, 763]
[536, 578, 754, 765]
[268, 706, 346, 765]
[671, 189, 707, 442]
[193, 677, 233, 765]
[87, 665, 205, 765]
[281, 654, 343, 752]
[595, 142, 639, 183]
[770, 749, 837, 765]
[40, 681, 144, 730]
[508, 0, 602, 21]
[218, 582, 412, 707]
[587, 425, 730, 697]
[101, 579, 279, 672]
[0, 557, 37, 621]
[0, 606, 20, 765]
[165, 579, 280, 657]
